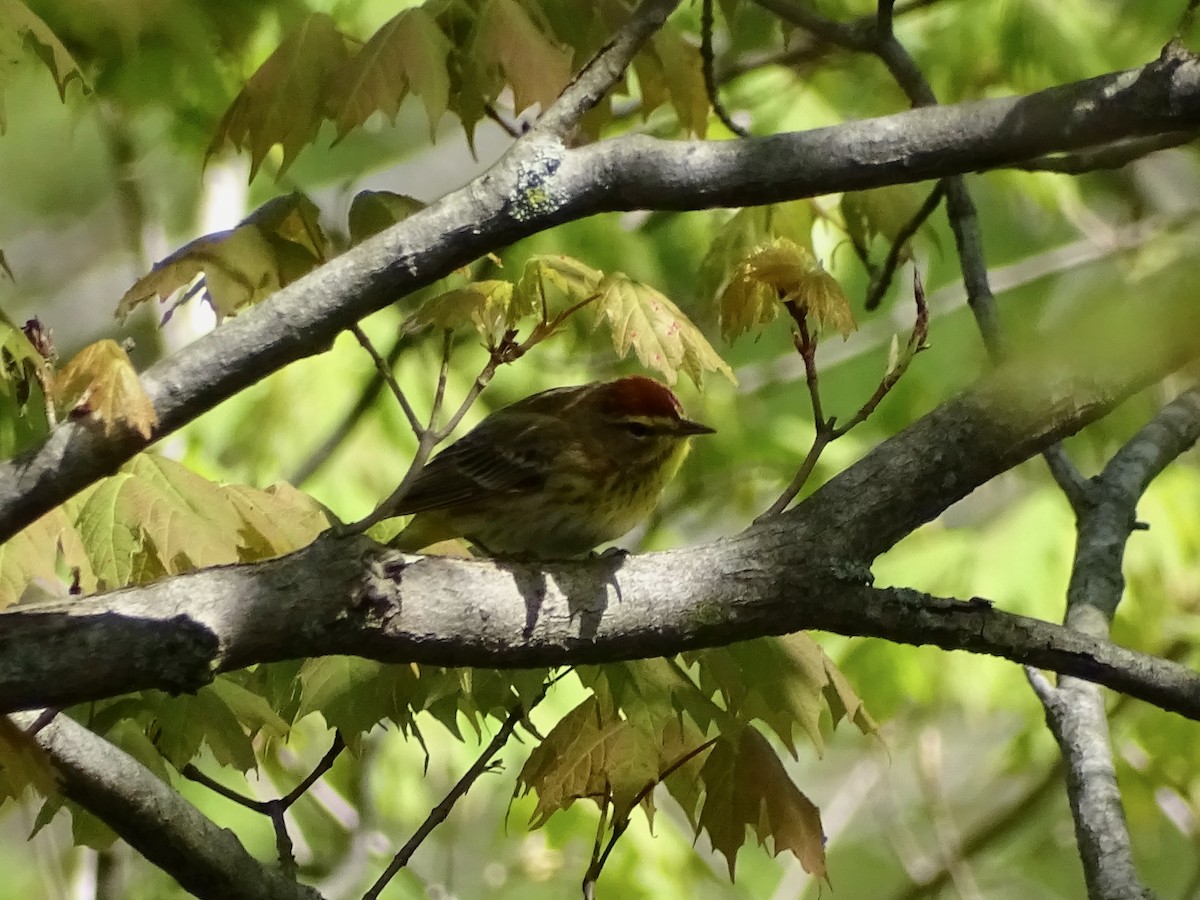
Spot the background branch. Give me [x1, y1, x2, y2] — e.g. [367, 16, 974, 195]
[9, 711, 320, 900]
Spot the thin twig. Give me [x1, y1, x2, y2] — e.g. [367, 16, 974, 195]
[363, 687, 548, 900]
[701, 0, 752, 137]
[181, 763, 268, 813]
[1015, 131, 1199, 174]
[182, 732, 347, 879]
[430, 330, 454, 430]
[583, 736, 720, 894]
[290, 333, 412, 486]
[759, 269, 928, 519]
[484, 102, 524, 139]
[864, 180, 946, 310]
[350, 324, 422, 436]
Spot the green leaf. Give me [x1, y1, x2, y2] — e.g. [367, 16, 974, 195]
[0, 506, 95, 609]
[719, 237, 854, 342]
[206, 13, 350, 179]
[691, 635, 875, 756]
[406, 280, 517, 347]
[515, 692, 663, 827]
[296, 657, 423, 746]
[695, 728, 826, 879]
[474, 0, 572, 114]
[0, 0, 88, 132]
[699, 201, 818, 303]
[649, 26, 708, 137]
[347, 191, 426, 245]
[328, 7, 454, 141]
[53, 339, 158, 440]
[142, 686, 259, 772]
[593, 273, 735, 388]
[117, 193, 326, 320]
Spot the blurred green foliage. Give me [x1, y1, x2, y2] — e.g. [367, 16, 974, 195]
[2, 0, 1200, 897]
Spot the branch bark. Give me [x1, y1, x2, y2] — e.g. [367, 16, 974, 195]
[10, 711, 320, 900]
[1028, 385, 1200, 900]
[3, 50, 1200, 541]
[3, 293, 1199, 716]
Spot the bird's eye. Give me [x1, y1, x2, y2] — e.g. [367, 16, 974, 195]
[624, 422, 651, 438]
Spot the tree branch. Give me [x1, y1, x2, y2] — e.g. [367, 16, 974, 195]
[3, 53, 1200, 541]
[1027, 385, 1200, 900]
[9, 711, 320, 900]
[2, 296, 1199, 717]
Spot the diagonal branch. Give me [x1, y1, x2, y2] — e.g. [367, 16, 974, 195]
[3, 53, 1200, 542]
[2, 293, 1199, 718]
[9, 711, 320, 900]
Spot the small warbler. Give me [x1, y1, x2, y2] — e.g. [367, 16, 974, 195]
[390, 375, 714, 557]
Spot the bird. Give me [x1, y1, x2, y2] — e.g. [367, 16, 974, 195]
[389, 375, 714, 558]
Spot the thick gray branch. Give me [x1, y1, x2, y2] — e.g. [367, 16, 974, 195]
[3, 298, 1200, 716]
[10, 712, 320, 900]
[3, 52, 1200, 541]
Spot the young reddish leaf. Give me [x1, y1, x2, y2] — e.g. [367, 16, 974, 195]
[206, 12, 350, 179]
[720, 238, 855, 342]
[697, 728, 826, 879]
[514, 254, 603, 322]
[0, 0, 88, 132]
[328, 7, 453, 141]
[475, 0, 572, 114]
[699, 202, 818, 303]
[594, 273, 735, 388]
[52, 339, 157, 440]
[406, 280, 517, 347]
[649, 27, 708, 137]
[347, 190, 426, 245]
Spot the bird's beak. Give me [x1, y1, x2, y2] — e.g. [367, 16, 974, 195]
[674, 418, 716, 435]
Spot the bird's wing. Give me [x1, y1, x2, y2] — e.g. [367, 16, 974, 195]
[392, 418, 551, 513]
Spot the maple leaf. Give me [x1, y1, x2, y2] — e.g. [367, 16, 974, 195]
[0, 0, 88, 133]
[516, 693, 666, 827]
[117, 193, 326, 320]
[842, 182, 937, 250]
[0, 506, 95, 609]
[347, 190, 426, 245]
[649, 27, 708, 137]
[60, 455, 329, 592]
[720, 237, 855, 342]
[593, 273, 735, 388]
[474, 0, 572, 114]
[699, 201, 818, 303]
[406, 280, 517, 348]
[691, 635, 876, 756]
[696, 728, 826, 879]
[328, 7, 453, 141]
[207, 12, 350, 179]
[52, 340, 157, 440]
[514, 254, 603, 323]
